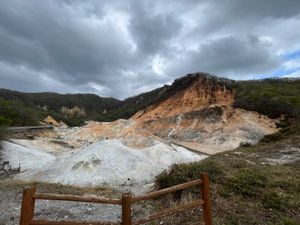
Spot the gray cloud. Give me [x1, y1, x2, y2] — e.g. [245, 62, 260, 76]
[166, 35, 281, 79]
[0, 0, 300, 99]
[128, 1, 182, 54]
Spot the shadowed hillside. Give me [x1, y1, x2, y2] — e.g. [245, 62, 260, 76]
[0, 89, 120, 126]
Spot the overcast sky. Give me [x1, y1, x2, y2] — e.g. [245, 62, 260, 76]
[0, 0, 300, 99]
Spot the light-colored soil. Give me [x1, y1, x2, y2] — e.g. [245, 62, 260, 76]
[135, 106, 277, 154]
[3, 138, 205, 192]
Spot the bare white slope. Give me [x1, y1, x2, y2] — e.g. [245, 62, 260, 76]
[2, 141, 55, 170]
[12, 140, 204, 188]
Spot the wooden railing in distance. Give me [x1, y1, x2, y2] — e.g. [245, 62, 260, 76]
[19, 173, 212, 225]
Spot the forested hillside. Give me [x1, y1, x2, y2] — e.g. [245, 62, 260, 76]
[234, 78, 300, 120]
[0, 89, 120, 126]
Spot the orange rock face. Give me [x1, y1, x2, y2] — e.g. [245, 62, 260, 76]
[133, 76, 234, 120]
[131, 75, 277, 154]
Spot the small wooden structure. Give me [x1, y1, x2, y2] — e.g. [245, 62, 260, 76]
[19, 174, 212, 225]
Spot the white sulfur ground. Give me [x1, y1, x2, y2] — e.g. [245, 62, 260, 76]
[2, 139, 205, 194]
[2, 141, 56, 170]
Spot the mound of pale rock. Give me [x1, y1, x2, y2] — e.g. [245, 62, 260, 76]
[4, 139, 205, 192]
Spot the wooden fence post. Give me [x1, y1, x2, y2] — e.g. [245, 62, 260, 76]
[19, 187, 36, 225]
[122, 193, 132, 225]
[201, 174, 213, 225]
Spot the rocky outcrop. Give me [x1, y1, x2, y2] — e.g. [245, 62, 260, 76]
[44, 116, 67, 127]
[133, 73, 234, 120]
[132, 73, 277, 154]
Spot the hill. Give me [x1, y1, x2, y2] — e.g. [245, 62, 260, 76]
[0, 89, 120, 126]
[100, 73, 300, 122]
[1, 73, 300, 127]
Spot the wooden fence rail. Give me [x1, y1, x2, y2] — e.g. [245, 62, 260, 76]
[19, 174, 212, 225]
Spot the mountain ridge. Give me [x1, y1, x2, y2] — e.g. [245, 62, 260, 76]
[1, 72, 300, 126]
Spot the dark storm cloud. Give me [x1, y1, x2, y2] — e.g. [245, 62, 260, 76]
[128, 1, 182, 54]
[0, 1, 134, 83]
[0, 0, 300, 98]
[166, 35, 281, 79]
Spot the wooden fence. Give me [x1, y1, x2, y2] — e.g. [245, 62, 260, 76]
[19, 174, 212, 225]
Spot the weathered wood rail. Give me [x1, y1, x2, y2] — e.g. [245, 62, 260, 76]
[20, 174, 212, 225]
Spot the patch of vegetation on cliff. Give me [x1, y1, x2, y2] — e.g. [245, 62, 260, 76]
[155, 129, 300, 224]
[234, 78, 300, 119]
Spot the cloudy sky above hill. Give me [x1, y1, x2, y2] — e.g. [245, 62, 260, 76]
[0, 0, 300, 99]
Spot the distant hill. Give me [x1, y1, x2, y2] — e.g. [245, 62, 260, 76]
[0, 89, 120, 111]
[0, 89, 120, 126]
[1, 73, 300, 126]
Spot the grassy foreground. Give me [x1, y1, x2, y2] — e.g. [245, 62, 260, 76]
[155, 126, 300, 225]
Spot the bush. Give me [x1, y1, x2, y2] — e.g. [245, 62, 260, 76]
[261, 124, 300, 143]
[276, 121, 290, 128]
[281, 218, 300, 225]
[262, 191, 287, 210]
[261, 132, 285, 143]
[239, 142, 253, 147]
[155, 160, 224, 189]
[223, 169, 268, 198]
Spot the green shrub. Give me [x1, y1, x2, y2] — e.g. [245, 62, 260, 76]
[155, 160, 224, 189]
[277, 121, 290, 128]
[262, 191, 287, 210]
[260, 132, 285, 143]
[261, 124, 300, 143]
[224, 214, 239, 225]
[281, 218, 300, 225]
[239, 142, 253, 147]
[223, 169, 268, 197]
